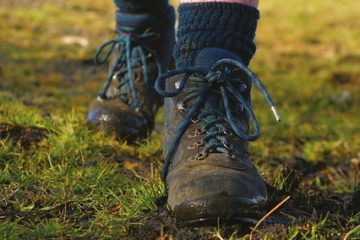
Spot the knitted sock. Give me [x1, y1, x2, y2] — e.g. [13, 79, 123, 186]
[173, 3, 260, 67]
[114, 0, 169, 16]
[180, 0, 259, 8]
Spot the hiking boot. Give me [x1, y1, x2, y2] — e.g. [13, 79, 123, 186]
[88, 7, 175, 143]
[155, 48, 281, 225]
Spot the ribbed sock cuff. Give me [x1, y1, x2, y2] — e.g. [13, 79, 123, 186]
[114, 0, 169, 16]
[174, 3, 260, 67]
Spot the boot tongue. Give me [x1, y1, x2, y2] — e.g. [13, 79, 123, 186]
[115, 11, 158, 34]
[193, 48, 243, 70]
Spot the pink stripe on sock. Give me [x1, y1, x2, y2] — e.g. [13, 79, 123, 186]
[179, 0, 259, 8]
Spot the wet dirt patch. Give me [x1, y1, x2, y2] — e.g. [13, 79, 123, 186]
[126, 200, 297, 240]
[0, 123, 49, 149]
[328, 70, 360, 86]
[124, 165, 359, 239]
[124, 185, 291, 239]
[126, 206, 251, 240]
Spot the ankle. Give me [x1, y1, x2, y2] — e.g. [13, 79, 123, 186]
[113, 4, 176, 39]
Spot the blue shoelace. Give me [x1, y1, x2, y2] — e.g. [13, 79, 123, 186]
[94, 30, 162, 110]
[155, 59, 281, 178]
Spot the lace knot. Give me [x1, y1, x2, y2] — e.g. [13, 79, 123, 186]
[155, 58, 281, 179]
[94, 30, 162, 109]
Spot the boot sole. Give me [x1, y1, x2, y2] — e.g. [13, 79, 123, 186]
[173, 196, 267, 227]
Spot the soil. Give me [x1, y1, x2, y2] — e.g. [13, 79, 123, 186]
[0, 123, 49, 149]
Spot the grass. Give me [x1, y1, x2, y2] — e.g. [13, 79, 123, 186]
[0, 0, 359, 239]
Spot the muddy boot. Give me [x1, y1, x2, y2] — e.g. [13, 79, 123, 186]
[88, 7, 175, 143]
[155, 47, 281, 225]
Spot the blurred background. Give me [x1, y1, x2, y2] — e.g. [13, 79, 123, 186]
[0, 0, 359, 115]
[1, 0, 358, 165]
[0, 0, 359, 239]
[1, 0, 359, 122]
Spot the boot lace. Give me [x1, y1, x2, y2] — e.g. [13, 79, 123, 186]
[94, 30, 162, 110]
[155, 59, 281, 179]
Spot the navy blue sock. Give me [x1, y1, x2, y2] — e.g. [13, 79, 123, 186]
[174, 3, 260, 67]
[113, 0, 169, 16]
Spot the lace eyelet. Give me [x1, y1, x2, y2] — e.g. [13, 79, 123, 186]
[197, 128, 206, 135]
[194, 140, 204, 147]
[198, 129, 205, 135]
[195, 152, 207, 160]
[191, 118, 200, 124]
[187, 129, 202, 138]
[177, 102, 187, 112]
[186, 145, 196, 150]
[187, 133, 195, 139]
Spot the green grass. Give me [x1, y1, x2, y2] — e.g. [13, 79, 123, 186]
[0, 0, 359, 239]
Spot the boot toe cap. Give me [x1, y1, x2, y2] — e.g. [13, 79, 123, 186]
[87, 99, 149, 142]
[167, 166, 267, 223]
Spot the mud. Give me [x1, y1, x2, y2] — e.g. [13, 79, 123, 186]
[0, 123, 49, 149]
[125, 164, 359, 239]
